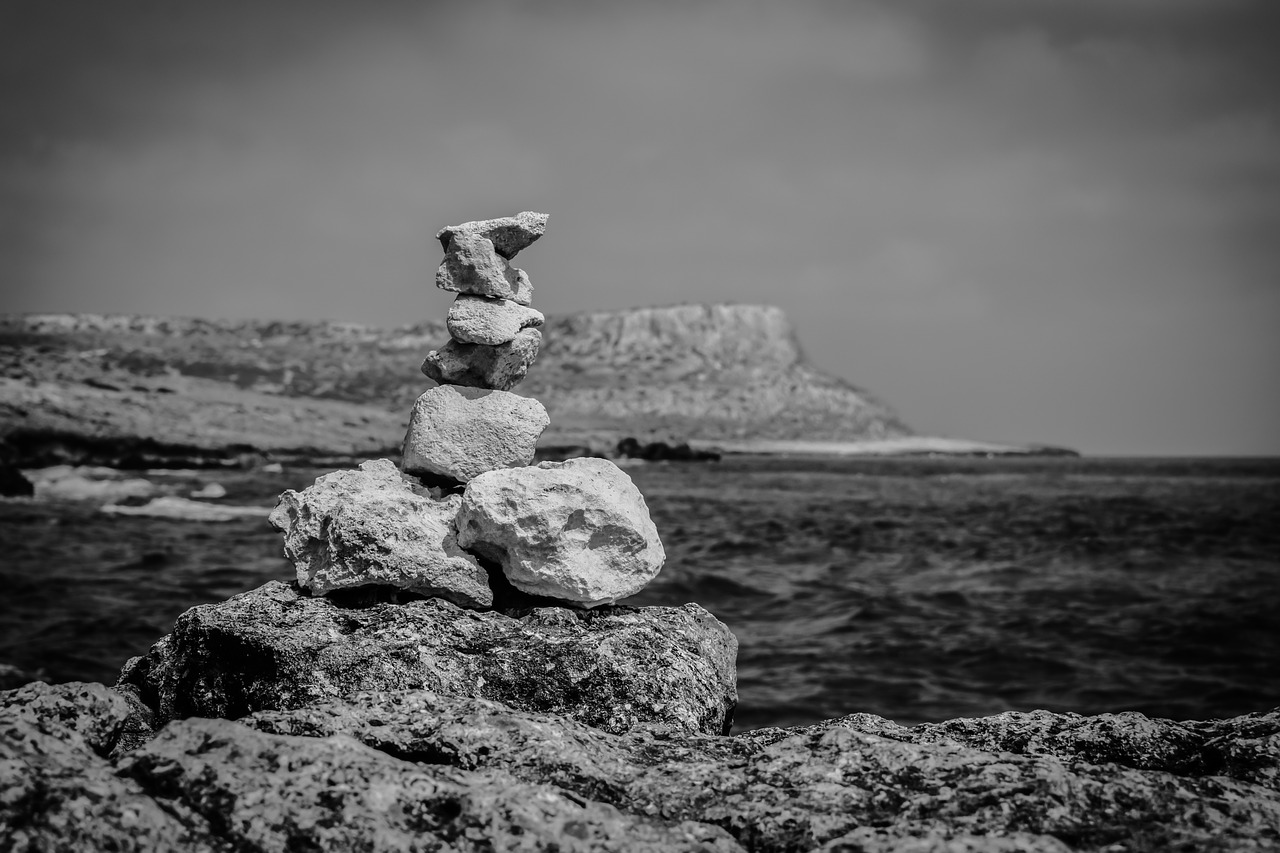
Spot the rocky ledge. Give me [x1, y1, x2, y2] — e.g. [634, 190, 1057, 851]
[4, 673, 1278, 852]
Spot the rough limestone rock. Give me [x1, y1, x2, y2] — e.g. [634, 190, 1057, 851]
[115, 717, 737, 853]
[268, 459, 491, 608]
[457, 457, 665, 606]
[447, 293, 545, 346]
[0, 683, 213, 852]
[117, 580, 738, 736]
[421, 327, 542, 391]
[402, 385, 549, 483]
[245, 692, 1280, 853]
[436, 231, 534, 305]
[437, 210, 549, 259]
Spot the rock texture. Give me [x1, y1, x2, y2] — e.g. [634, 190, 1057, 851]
[421, 327, 542, 391]
[447, 294, 545, 345]
[268, 459, 491, 607]
[458, 457, 666, 606]
[117, 580, 739, 737]
[6, 678, 1277, 852]
[0, 305, 912, 467]
[402, 384, 549, 483]
[437, 210, 549, 258]
[435, 232, 534, 305]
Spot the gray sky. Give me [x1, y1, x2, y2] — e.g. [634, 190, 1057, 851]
[3, 0, 1278, 455]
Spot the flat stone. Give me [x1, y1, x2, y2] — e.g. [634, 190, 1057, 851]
[456, 457, 665, 607]
[447, 294, 545, 346]
[268, 459, 491, 608]
[436, 211, 549, 259]
[421, 328, 541, 391]
[402, 385, 549, 483]
[116, 580, 739, 737]
[436, 231, 533, 305]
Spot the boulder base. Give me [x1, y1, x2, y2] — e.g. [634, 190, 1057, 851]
[268, 459, 491, 608]
[457, 457, 665, 606]
[116, 580, 739, 737]
[402, 385, 549, 483]
[421, 328, 542, 391]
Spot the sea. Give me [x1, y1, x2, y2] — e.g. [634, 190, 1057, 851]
[2, 455, 1277, 732]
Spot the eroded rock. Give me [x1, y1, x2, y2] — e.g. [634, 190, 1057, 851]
[457, 457, 665, 606]
[402, 385, 549, 483]
[268, 459, 491, 608]
[116, 580, 738, 736]
[421, 327, 542, 391]
[436, 231, 534, 304]
[447, 294, 545, 346]
[437, 211, 549, 259]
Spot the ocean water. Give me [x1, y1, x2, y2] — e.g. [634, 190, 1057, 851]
[2, 456, 1277, 731]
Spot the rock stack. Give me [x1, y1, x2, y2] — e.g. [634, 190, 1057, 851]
[270, 211, 668, 607]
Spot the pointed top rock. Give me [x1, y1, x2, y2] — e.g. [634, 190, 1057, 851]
[437, 211, 549, 259]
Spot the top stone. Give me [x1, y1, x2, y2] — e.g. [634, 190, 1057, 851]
[436, 211, 549, 260]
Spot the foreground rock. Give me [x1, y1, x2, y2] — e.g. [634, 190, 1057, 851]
[269, 459, 491, 607]
[421, 327, 542, 391]
[117, 580, 738, 736]
[402, 384, 549, 483]
[447, 294, 545, 345]
[458, 457, 665, 606]
[5, 680, 1278, 852]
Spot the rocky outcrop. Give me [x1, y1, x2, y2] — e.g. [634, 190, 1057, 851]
[268, 459, 491, 607]
[457, 458, 666, 606]
[0, 303, 910, 467]
[117, 580, 738, 737]
[5, 678, 1278, 852]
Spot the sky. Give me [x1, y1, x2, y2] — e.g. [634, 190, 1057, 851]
[2, 0, 1278, 455]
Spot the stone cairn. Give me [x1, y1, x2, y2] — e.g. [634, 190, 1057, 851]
[269, 212, 666, 610]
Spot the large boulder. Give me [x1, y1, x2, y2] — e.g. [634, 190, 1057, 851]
[436, 211, 549, 259]
[402, 385, 549, 483]
[421, 327, 542, 391]
[436, 231, 534, 305]
[268, 459, 491, 608]
[116, 580, 738, 737]
[457, 457, 665, 607]
[447, 294, 545, 346]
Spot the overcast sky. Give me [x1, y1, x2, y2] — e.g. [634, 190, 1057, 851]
[3, 0, 1278, 455]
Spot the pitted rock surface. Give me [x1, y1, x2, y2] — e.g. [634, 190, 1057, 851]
[447, 294, 545, 346]
[421, 327, 542, 391]
[436, 231, 533, 305]
[456, 457, 665, 607]
[436, 211, 549, 259]
[268, 459, 491, 608]
[402, 385, 549, 483]
[116, 580, 738, 737]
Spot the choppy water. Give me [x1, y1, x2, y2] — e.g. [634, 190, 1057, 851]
[2, 456, 1278, 731]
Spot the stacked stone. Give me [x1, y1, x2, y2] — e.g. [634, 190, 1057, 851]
[404, 211, 551, 483]
[269, 212, 667, 612]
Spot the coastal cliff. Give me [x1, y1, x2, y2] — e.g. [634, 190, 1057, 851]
[0, 305, 910, 466]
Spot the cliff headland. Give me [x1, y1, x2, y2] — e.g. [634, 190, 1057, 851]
[0, 305, 1069, 468]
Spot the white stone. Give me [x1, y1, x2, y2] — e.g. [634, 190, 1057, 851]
[455, 457, 665, 607]
[436, 232, 533, 305]
[401, 385, 549, 484]
[436, 211, 548, 259]
[447, 295, 544, 346]
[268, 459, 491, 608]
[421, 328, 541, 391]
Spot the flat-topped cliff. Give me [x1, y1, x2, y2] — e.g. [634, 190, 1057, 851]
[0, 304, 910, 466]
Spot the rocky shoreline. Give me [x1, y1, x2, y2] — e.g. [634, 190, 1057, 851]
[2, 213, 1267, 850]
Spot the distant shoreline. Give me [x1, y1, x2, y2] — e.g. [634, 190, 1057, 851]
[687, 436, 1080, 458]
